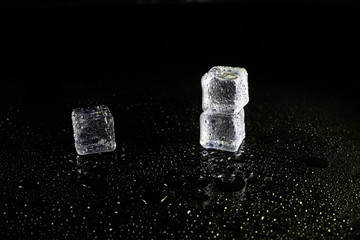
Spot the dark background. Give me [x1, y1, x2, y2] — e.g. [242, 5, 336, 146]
[1, 0, 360, 239]
[1, 0, 359, 110]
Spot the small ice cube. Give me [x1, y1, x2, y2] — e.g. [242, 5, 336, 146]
[200, 109, 245, 152]
[72, 105, 116, 155]
[202, 66, 248, 114]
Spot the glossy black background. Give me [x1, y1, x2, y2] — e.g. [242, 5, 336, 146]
[1, 0, 359, 111]
[1, 0, 360, 239]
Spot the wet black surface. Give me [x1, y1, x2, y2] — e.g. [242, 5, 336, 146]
[1, 76, 360, 239]
[1, 1, 360, 239]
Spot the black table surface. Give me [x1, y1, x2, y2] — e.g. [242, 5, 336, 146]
[1, 1, 360, 239]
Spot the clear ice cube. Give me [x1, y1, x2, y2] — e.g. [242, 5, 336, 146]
[72, 105, 116, 155]
[200, 109, 245, 152]
[202, 66, 248, 114]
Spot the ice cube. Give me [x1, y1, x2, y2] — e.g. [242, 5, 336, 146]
[200, 109, 245, 152]
[202, 66, 248, 114]
[72, 105, 116, 155]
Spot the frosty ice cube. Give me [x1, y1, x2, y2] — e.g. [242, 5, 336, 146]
[72, 105, 116, 155]
[200, 109, 245, 152]
[202, 66, 248, 114]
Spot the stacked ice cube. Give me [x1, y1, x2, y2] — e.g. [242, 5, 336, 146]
[200, 66, 249, 152]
